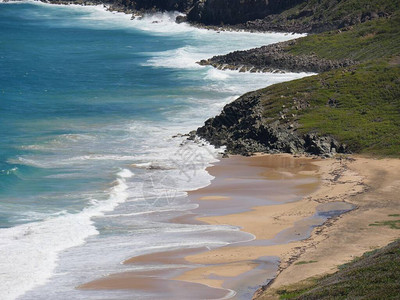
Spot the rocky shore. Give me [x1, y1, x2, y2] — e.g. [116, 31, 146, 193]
[43, 0, 397, 159]
[198, 40, 355, 73]
[44, 0, 393, 34]
[191, 89, 346, 157]
[11, 2, 400, 300]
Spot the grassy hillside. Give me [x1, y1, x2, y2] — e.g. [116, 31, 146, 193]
[288, 14, 400, 61]
[275, 239, 400, 299]
[259, 0, 400, 33]
[259, 60, 400, 156]
[257, 14, 400, 156]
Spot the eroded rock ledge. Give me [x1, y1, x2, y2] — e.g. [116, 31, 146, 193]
[198, 40, 355, 73]
[192, 90, 347, 157]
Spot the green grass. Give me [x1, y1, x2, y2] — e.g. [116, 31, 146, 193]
[389, 214, 400, 217]
[369, 219, 400, 229]
[267, 0, 400, 33]
[276, 240, 400, 299]
[258, 59, 400, 156]
[294, 260, 318, 265]
[252, 10, 400, 157]
[288, 14, 400, 61]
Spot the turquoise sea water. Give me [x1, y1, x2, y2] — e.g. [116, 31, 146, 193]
[0, 2, 309, 299]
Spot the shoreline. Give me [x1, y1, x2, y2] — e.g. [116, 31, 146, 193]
[78, 154, 342, 298]
[173, 154, 400, 299]
[173, 154, 350, 293]
[34, 0, 304, 35]
[3, 2, 398, 300]
[13, 1, 398, 298]
[79, 154, 322, 298]
[254, 155, 400, 299]
[77, 153, 400, 299]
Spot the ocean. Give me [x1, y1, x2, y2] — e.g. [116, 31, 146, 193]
[0, 1, 309, 299]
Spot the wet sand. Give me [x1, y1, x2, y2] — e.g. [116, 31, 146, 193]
[79, 154, 325, 299]
[175, 155, 326, 293]
[255, 156, 400, 299]
[77, 154, 400, 299]
[79, 269, 230, 299]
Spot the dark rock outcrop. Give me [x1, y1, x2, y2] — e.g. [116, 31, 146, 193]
[235, 3, 391, 33]
[46, 0, 393, 34]
[46, 0, 195, 14]
[194, 90, 346, 157]
[110, 0, 195, 12]
[187, 0, 306, 25]
[198, 40, 355, 73]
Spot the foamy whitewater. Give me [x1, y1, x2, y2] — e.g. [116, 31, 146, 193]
[0, 2, 310, 299]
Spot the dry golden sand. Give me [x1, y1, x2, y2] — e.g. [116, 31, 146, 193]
[79, 154, 400, 300]
[175, 154, 322, 289]
[254, 156, 400, 299]
[79, 154, 320, 299]
[176, 155, 400, 299]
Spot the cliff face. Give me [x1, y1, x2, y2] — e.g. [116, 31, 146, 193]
[51, 0, 397, 33]
[194, 90, 345, 157]
[187, 0, 306, 25]
[48, 0, 195, 12]
[105, 0, 306, 21]
[106, 0, 194, 12]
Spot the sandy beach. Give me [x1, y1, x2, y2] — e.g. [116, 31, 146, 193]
[175, 154, 400, 298]
[173, 155, 339, 292]
[79, 154, 400, 299]
[79, 154, 321, 298]
[255, 156, 400, 299]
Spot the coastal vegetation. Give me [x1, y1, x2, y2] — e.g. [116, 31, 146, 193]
[261, 14, 400, 156]
[194, 4, 400, 298]
[294, 260, 318, 266]
[287, 13, 400, 61]
[53, 0, 400, 33]
[48, 0, 400, 296]
[274, 239, 400, 299]
[369, 218, 400, 229]
[250, 0, 400, 33]
[197, 12, 400, 156]
[259, 59, 400, 156]
[5, 1, 400, 299]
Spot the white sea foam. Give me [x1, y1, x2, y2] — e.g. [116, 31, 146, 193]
[116, 168, 134, 178]
[144, 46, 205, 69]
[205, 68, 230, 80]
[130, 162, 153, 169]
[0, 169, 132, 300]
[128, 12, 194, 34]
[0, 167, 18, 175]
[0, 3, 314, 299]
[9, 155, 139, 168]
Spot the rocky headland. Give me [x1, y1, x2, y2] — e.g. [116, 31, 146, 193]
[193, 7, 400, 158]
[192, 90, 346, 157]
[39, 1, 400, 299]
[198, 40, 355, 73]
[45, 0, 396, 33]
[44, 0, 399, 159]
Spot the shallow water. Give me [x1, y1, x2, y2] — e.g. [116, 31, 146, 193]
[0, 2, 311, 299]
